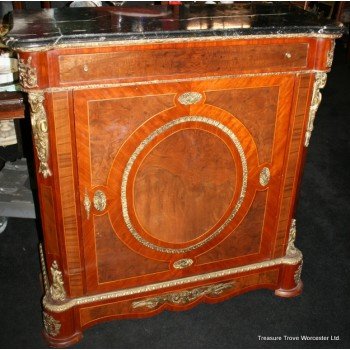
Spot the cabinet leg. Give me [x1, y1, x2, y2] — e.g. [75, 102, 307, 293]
[42, 308, 82, 348]
[275, 262, 303, 298]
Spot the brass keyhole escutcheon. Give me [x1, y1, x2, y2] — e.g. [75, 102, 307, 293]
[93, 190, 107, 212]
[259, 167, 270, 187]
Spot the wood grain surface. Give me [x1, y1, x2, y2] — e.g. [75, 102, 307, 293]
[21, 35, 334, 346]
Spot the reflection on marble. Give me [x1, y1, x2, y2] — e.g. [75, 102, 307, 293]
[2, 3, 344, 50]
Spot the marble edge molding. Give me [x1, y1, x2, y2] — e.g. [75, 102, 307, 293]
[42, 248, 302, 313]
[4, 32, 343, 53]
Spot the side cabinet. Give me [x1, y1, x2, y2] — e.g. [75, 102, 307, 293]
[11, 30, 339, 346]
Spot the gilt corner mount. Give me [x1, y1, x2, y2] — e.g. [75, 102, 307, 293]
[18, 56, 38, 89]
[304, 72, 328, 147]
[28, 92, 52, 178]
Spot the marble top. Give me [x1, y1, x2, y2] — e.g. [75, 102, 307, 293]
[3, 3, 344, 50]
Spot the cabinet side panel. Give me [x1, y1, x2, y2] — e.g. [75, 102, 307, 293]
[273, 74, 313, 257]
[52, 91, 84, 296]
[41, 185, 59, 255]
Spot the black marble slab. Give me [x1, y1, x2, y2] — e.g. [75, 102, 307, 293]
[3, 3, 344, 50]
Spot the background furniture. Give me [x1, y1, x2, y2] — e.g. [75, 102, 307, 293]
[3, 3, 343, 347]
[0, 38, 36, 232]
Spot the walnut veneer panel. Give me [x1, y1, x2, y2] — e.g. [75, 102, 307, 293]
[134, 128, 236, 244]
[58, 42, 308, 85]
[87, 93, 175, 186]
[205, 86, 279, 164]
[196, 190, 267, 265]
[95, 214, 169, 284]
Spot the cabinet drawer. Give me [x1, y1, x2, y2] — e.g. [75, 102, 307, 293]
[58, 42, 308, 84]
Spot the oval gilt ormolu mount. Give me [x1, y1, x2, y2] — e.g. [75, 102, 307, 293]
[107, 109, 259, 259]
[122, 116, 247, 254]
[177, 92, 203, 105]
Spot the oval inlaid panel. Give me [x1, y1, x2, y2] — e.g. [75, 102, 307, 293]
[133, 129, 236, 244]
[120, 116, 248, 254]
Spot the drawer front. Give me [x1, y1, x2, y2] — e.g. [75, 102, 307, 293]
[59, 42, 308, 84]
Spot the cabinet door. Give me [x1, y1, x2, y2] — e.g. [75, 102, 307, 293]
[74, 75, 295, 293]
